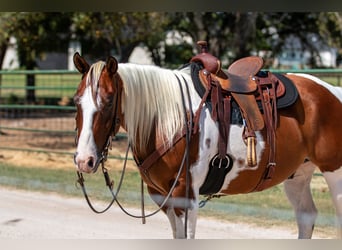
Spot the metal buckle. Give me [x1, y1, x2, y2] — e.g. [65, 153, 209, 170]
[211, 154, 231, 169]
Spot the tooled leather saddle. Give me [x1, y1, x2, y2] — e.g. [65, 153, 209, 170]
[190, 41, 298, 194]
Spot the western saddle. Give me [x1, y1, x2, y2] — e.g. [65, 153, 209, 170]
[191, 41, 284, 191]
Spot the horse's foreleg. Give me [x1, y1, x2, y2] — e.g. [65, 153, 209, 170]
[165, 207, 185, 238]
[322, 166, 342, 238]
[165, 200, 198, 239]
[284, 161, 317, 239]
[187, 205, 198, 238]
[147, 186, 198, 239]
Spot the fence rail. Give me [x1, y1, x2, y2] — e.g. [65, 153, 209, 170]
[1, 68, 342, 159]
[0, 70, 81, 159]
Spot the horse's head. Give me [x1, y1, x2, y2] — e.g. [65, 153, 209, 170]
[73, 53, 123, 173]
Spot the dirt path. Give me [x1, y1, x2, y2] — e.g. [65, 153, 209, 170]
[0, 187, 314, 239]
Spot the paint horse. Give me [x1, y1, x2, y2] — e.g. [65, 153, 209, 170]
[73, 49, 342, 239]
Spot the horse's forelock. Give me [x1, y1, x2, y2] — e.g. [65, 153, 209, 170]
[85, 61, 106, 107]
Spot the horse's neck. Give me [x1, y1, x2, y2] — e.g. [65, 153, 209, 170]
[123, 120, 158, 162]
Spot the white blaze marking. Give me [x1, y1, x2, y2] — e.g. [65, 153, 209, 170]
[76, 86, 98, 160]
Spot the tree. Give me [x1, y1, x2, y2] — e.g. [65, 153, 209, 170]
[169, 12, 342, 68]
[168, 12, 259, 66]
[72, 12, 170, 65]
[0, 13, 14, 104]
[8, 12, 73, 103]
[255, 12, 342, 68]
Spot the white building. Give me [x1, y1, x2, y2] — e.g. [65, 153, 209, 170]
[274, 34, 337, 69]
[2, 37, 19, 69]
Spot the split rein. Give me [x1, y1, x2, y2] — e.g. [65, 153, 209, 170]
[74, 73, 194, 229]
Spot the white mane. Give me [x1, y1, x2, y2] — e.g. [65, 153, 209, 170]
[117, 63, 187, 149]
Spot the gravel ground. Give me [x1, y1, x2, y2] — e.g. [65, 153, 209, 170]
[0, 187, 311, 239]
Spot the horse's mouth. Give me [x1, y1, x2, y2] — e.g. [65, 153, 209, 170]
[77, 163, 100, 174]
[74, 152, 102, 174]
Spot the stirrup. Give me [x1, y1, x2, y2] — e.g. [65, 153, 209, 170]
[247, 136, 257, 167]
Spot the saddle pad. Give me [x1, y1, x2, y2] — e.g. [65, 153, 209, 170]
[256, 72, 299, 110]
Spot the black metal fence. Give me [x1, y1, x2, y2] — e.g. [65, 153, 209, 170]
[0, 70, 78, 156]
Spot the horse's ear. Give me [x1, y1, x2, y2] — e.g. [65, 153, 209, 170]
[106, 56, 118, 76]
[73, 52, 90, 74]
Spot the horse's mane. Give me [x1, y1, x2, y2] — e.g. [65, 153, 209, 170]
[117, 63, 186, 149]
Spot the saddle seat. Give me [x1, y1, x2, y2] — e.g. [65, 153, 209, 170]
[225, 55, 264, 93]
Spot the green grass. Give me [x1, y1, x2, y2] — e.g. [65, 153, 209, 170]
[0, 161, 338, 237]
[0, 161, 156, 207]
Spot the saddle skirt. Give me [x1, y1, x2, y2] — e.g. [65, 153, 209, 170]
[255, 71, 299, 110]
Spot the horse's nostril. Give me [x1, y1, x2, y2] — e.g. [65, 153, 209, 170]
[87, 157, 94, 168]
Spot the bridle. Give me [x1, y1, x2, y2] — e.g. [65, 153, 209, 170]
[74, 69, 194, 238]
[74, 71, 122, 213]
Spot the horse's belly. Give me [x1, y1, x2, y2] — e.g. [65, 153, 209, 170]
[193, 114, 307, 195]
[220, 126, 267, 193]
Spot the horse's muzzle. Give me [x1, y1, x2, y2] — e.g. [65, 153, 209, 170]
[74, 152, 100, 173]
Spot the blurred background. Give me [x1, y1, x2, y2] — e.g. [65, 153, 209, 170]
[2, 12, 342, 71]
[1, 12, 342, 154]
[0, 13, 341, 238]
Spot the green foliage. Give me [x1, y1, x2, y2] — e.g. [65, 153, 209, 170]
[72, 12, 170, 63]
[1, 12, 342, 69]
[6, 93, 19, 104]
[164, 43, 193, 69]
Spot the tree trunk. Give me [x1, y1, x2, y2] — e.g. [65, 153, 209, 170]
[119, 42, 140, 63]
[234, 12, 257, 60]
[26, 73, 36, 104]
[0, 41, 8, 69]
[17, 47, 37, 103]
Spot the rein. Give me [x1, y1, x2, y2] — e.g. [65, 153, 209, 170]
[76, 138, 192, 218]
[75, 139, 127, 214]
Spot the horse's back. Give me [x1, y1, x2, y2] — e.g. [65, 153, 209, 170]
[286, 73, 342, 171]
[288, 73, 342, 101]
